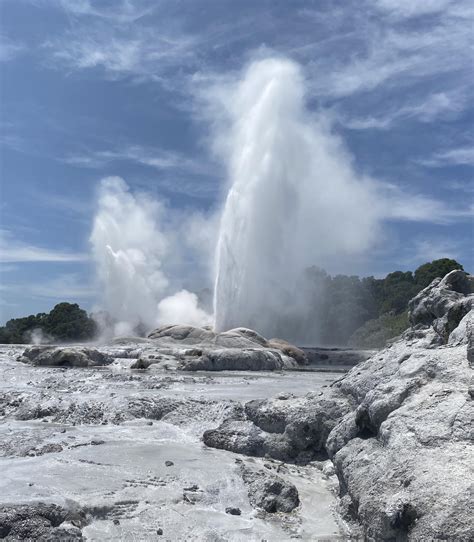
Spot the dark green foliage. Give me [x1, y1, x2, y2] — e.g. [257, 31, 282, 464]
[348, 311, 409, 349]
[414, 258, 464, 288]
[303, 259, 465, 347]
[0, 303, 97, 344]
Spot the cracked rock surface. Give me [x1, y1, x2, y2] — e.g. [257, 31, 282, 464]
[204, 270, 474, 541]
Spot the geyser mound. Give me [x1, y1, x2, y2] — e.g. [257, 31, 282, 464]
[213, 57, 380, 338]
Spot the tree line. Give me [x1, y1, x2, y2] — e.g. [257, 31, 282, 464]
[0, 258, 465, 346]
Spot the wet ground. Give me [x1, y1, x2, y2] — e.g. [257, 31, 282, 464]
[0, 344, 351, 541]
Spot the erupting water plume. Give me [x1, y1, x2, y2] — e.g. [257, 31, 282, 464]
[213, 57, 380, 338]
[90, 177, 211, 336]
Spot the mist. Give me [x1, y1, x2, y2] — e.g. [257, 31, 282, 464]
[89, 57, 418, 343]
[90, 176, 212, 336]
[212, 57, 380, 340]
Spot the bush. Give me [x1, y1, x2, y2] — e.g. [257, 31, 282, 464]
[348, 311, 409, 349]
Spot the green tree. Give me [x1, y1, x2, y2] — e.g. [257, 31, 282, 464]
[414, 258, 464, 288]
[44, 302, 97, 341]
[0, 303, 97, 344]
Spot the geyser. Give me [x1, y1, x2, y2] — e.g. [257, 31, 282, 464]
[90, 176, 211, 335]
[213, 57, 379, 338]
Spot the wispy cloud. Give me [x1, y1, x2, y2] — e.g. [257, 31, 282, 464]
[0, 231, 89, 263]
[400, 236, 468, 267]
[295, 0, 472, 108]
[28, 273, 96, 299]
[0, 35, 25, 62]
[62, 144, 217, 177]
[341, 89, 467, 129]
[2, 273, 96, 300]
[417, 146, 474, 167]
[58, 0, 156, 24]
[44, 23, 199, 84]
[378, 184, 473, 224]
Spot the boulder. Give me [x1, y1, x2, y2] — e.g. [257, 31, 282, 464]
[240, 464, 299, 513]
[0, 502, 84, 540]
[184, 348, 296, 371]
[267, 338, 308, 365]
[18, 346, 113, 367]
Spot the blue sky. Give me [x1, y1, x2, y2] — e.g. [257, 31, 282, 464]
[0, 0, 473, 323]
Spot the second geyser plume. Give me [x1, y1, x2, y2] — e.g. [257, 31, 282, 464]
[90, 177, 211, 336]
[213, 57, 380, 338]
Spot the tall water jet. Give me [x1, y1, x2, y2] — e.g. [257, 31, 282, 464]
[213, 57, 379, 340]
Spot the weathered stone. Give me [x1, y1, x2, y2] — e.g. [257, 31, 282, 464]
[0, 502, 83, 540]
[409, 270, 473, 341]
[240, 464, 299, 513]
[18, 346, 113, 367]
[185, 348, 296, 371]
[267, 338, 308, 365]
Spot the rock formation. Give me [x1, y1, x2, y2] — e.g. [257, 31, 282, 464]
[204, 270, 474, 540]
[18, 346, 113, 367]
[135, 325, 308, 371]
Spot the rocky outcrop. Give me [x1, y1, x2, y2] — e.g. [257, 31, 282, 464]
[240, 463, 300, 513]
[203, 271, 474, 540]
[139, 324, 306, 371]
[0, 502, 84, 540]
[18, 346, 114, 367]
[185, 348, 296, 371]
[408, 269, 473, 341]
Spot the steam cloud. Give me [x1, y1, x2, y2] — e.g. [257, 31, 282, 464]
[90, 176, 211, 336]
[213, 58, 380, 337]
[90, 56, 429, 341]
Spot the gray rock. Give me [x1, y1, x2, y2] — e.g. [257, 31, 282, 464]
[202, 270, 474, 540]
[147, 324, 215, 344]
[267, 338, 308, 365]
[408, 270, 473, 341]
[227, 327, 268, 346]
[185, 348, 295, 371]
[0, 502, 83, 540]
[18, 346, 113, 367]
[240, 464, 299, 513]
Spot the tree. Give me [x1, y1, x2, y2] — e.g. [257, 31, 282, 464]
[44, 303, 97, 341]
[414, 259, 464, 288]
[0, 303, 97, 344]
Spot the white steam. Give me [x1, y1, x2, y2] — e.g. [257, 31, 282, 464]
[213, 57, 380, 336]
[90, 176, 211, 335]
[158, 289, 213, 327]
[90, 56, 441, 341]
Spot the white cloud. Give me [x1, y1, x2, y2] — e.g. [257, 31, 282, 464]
[380, 189, 473, 224]
[0, 231, 88, 263]
[342, 90, 467, 129]
[63, 145, 213, 176]
[28, 273, 96, 299]
[58, 0, 155, 24]
[373, 0, 454, 19]
[301, 1, 472, 99]
[417, 146, 474, 167]
[44, 24, 199, 83]
[0, 35, 25, 62]
[400, 236, 466, 267]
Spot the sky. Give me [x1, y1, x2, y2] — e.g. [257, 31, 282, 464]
[0, 0, 473, 323]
